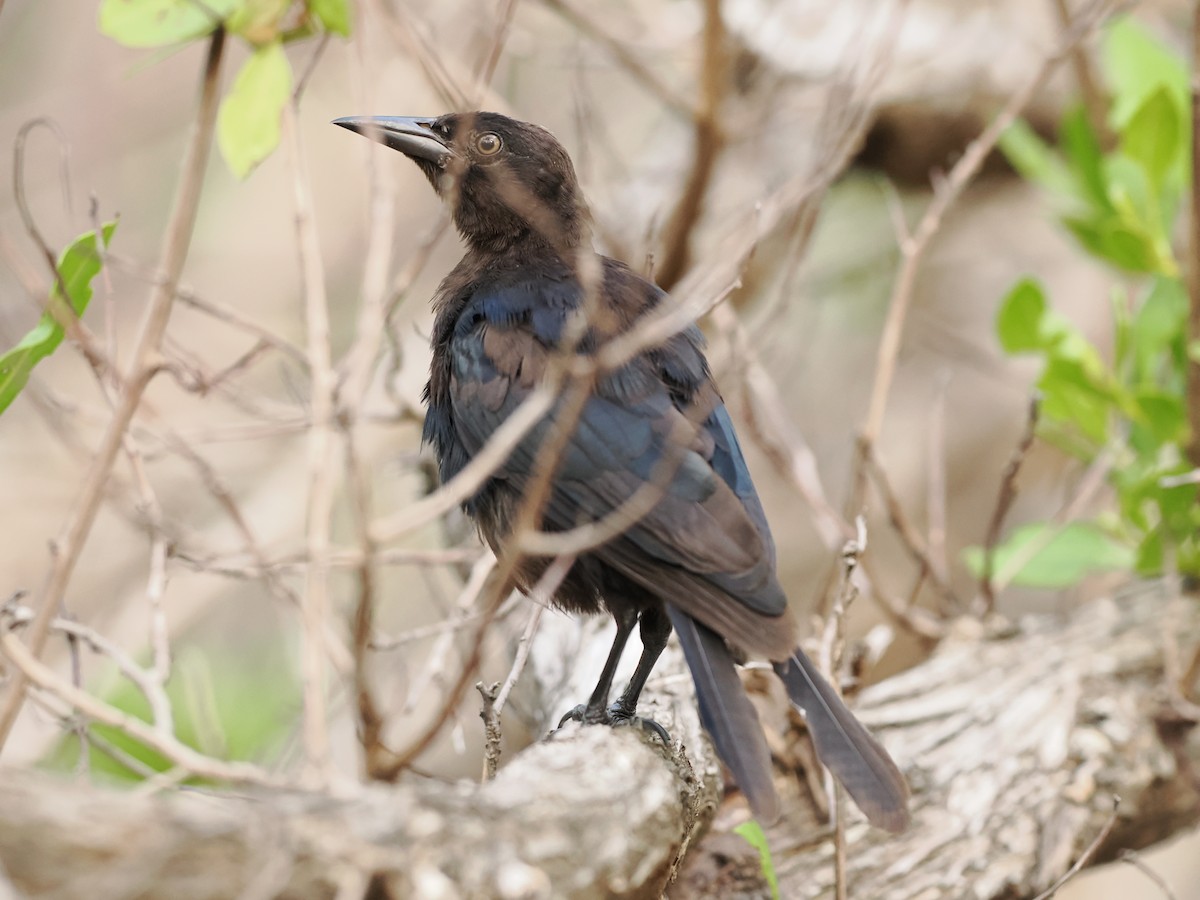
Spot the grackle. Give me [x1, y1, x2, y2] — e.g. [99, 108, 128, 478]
[334, 111, 910, 832]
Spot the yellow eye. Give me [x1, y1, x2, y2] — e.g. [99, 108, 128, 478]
[475, 132, 502, 156]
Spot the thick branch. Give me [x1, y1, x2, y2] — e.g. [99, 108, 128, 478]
[2, 584, 1197, 899]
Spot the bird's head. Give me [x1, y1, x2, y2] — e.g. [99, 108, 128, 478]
[333, 111, 589, 256]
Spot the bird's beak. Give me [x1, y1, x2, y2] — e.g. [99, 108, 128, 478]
[331, 116, 451, 166]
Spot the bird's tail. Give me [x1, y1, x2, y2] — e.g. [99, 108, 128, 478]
[667, 606, 781, 824]
[774, 651, 911, 833]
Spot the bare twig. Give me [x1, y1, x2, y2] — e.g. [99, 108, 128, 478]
[1119, 849, 1180, 900]
[0, 29, 228, 750]
[0, 629, 284, 788]
[1029, 795, 1121, 900]
[850, 0, 1116, 515]
[655, 0, 726, 290]
[990, 443, 1115, 597]
[862, 448, 960, 609]
[1052, 0, 1111, 145]
[978, 396, 1040, 614]
[539, 0, 695, 119]
[282, 99, 336, 785]
[926, 373, 950, 593]
[476, 680, 502, 780]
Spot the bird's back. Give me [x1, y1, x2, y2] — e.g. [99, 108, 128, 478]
[423, 249, 798, 659]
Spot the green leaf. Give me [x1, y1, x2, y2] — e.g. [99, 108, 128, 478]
[217, 40, 292, 178]
[41, 642, 296, 782]
[999, 120, 1076, 198]
[310, 0, 352, 36]
[1121, 87, 1180, 188]
[99, 0, 241, 48]
[963, 521, 1134, 588]
[734, 820, 780, 900]
[1060, 105, 1111, 211]
[1131, 388, 1185, 447]
[0, 222, 117, 416]
[1103, 17, 1189, 130]
[996, 279, 1051, 353]
[1063, 214, 1158, 273]
[1038, 355, 1114, 445]
[1131, 276, 1187, 382]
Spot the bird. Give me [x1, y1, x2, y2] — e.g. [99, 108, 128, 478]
[333, 110, 911, 832]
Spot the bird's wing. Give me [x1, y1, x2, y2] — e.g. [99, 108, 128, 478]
[445, 277, 794, 653]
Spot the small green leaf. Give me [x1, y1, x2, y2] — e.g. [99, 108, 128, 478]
[0, 222, 118, 416]
[99, 0, 241, 48]
[310, 0, 352, 36]
[1103, 17, 1189, 130]
[1121, 87, 1180, 188]
[734, 820, 780, 900]
[1131, 276, 1187, 382]
[996, 279, 1051, 353]
[217, 40, 293, 178]
[963, 521, 1134, 588]
[1063, 214, 1158, 273]
[999, 120, 1076, 198]
[1131, 388, 1185, 446]
[1060, 105, 1111, 211]
[1038, 356, 1113, 445]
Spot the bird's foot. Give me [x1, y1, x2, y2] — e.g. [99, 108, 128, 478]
[555, 702, 670, 744]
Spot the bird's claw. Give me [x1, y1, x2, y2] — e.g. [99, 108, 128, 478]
[554, 702, 670, 744]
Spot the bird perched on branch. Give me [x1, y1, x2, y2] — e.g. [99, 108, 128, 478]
[334, 111, 910, 832]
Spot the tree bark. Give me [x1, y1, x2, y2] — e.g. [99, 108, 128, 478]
[1, 583, 1197, 900]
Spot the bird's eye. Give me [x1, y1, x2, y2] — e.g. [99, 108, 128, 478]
[475, 132, 502, 156]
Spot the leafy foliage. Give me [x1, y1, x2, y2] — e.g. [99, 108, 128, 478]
[981, 16, 1200, 583]
[99, 0, 352, 177]
[0, 222, 117, 416]
[43, 644, 297, 782]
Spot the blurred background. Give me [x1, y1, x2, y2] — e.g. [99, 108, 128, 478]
[1, 0, 1198, 895]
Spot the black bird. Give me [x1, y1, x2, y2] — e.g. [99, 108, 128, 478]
[334, 111, 910, 831]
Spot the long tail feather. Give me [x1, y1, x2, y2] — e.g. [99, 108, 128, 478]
[774, 651, 910, 832]
[667, 606, 781, 824]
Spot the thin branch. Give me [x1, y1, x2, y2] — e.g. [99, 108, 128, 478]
[0, 29, 228, 750]
[978, 396, 1040, 614]
[862, 447, 960, 609]
[0, 629, 284, 788]
[654, 0, 726, 290]
[926, 372, 950, 593]
[282, 99, 336, 785]
[539, 0, 695, 119]
[1029, 796, 1121, 900]
[1119, 850, 1180, 900]
[1052, 0, 1112, 145]
[850, 0, 1116, 514]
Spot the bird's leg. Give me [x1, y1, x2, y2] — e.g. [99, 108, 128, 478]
[557, 606, 637, 729]
[610, 606, 671, 716]
[608, 606, 671, 743]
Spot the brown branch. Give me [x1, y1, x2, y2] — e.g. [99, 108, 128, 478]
[0, 28, 228, 751]
[654, 0, 726, 291]
[539, 0, 695, 119]
[1052, 0, 1112, 145]
[283, 99, 336, 784]
[862, 448, 960, 610]
[849, 0, 1116, 516]
[978, 395, 1040, 615]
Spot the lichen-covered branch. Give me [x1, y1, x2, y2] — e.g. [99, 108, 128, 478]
[3, 584, 1198, 900]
